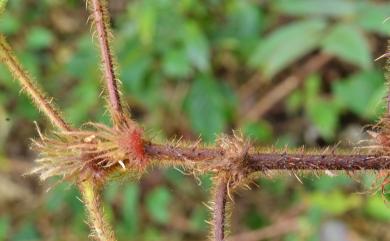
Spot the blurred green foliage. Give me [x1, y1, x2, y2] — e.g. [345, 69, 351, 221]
[0, 0, 389, 240]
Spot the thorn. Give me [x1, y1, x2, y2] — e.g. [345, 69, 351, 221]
[292, 171, 303, 184]
[325, 170, 336, 177]
[77, 196, 84, 204]
[375, 53, 389, 61]
[118, 160, 126, 170]
[34, 121, 44, 141]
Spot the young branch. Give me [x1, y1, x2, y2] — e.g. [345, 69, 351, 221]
[80, 179, 116, 241]
[0, 35, 71, 131]
[213, 179, 228, 241]
[145, 143, 390, 171]
[87, 0, 123, 121]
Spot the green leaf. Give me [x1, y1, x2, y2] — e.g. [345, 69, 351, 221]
[12, 221, 40, 241]
[243, 121, 273, 142]
[0, 12, 21, 35]
[146, 187, 172, 224]
[0, 216, 9, 241]
[308, 191, 361, 215]
[322, 24, 372, 69]
[0, 0, 7, 15]
[45, 184, 68, 212]
[162, 48, 191, 78]
[332, 70, 385, 119]
[184, 76, 235, 142]
[122, 184, 140, 235]
[307, 99, 339, 140]
[364, 195, 390, 221]
[183, 22, 210, 72]
[303, 75, 340, 140]
[272, 0, 356, 17]
[26, 27, 54, 50]
[135, 0, 156, 45]
[356, 2, 390, 36]
[190, 206, 209, 232]
[218, 0, 263, 57]
[249, 19, 327, 79]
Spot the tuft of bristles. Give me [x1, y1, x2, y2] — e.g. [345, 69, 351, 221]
[31, 116, 147, 184]
[200, 131, 251, 189]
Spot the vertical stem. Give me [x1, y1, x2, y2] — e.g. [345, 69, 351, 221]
[88, 0, 123, 120]
[80, 179, 116, 241]
[213, 179, 228, 241]
[0, 36, 71, 131]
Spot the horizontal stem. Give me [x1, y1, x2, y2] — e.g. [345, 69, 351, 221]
[145, 143, 390, 170]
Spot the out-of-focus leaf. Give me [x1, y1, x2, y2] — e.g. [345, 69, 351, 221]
[307, 99, 339, 140]
[183, 21, 210, 72]
[245, 211, 269, 230]
[134, 0, 156, 45]
[0, 106, 10, 151]
[104, 182, 119, 203]
[12, 221, 40, 241]
[286, 90, 303, 113]
[162, 48, 191, 78]
[190, 205, 209, 232]
[304, 75, 339, 140]
[364, 195, 390, 221]
[311, 175, 352, 192]
[220, 0, 263, 55]
[184, 76, 235, 142]
[332, 70, 385, 119]
[322, 24, 372, 69]
[0, 0, 7, 14]
[122, 184, 139, 235]
[119, 40, 153, 94]
[0, 12, 21, 34]
[249, 19, 327, 79]
[45, 184, 68, 212]
[0, 216, 9, 241]
[308, 191, 361, 215]
[146, 187, 172, 224]
[26, 27, 54, 50]
[356, 2, 390, 36]
[272, 0, 356, 17]
[243, 121, 273, 142]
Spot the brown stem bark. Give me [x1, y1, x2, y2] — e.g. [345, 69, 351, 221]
[213, 179, 228, 241]
[145, 143, 390, 170]
[89, 0, 123, 117]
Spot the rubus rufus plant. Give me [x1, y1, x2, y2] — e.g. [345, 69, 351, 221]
[0, 1, 389, 240]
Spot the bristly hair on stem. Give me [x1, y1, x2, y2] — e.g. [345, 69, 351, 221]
[212, 179, 229, 241]
[0, 35, 71, 132]
[80, 179, 116, 241]
[86, 0, 124, 125]
[31, 116, 147, 185]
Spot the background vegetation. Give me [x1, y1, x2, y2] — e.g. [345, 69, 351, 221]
[0, 0, 389, 240]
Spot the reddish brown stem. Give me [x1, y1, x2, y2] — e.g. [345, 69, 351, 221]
[145, 143, 390, 170]
[89, 0, 122, 117]
[213, 179, 228, 241]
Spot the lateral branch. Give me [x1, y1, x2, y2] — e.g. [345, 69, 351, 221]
[145, 143, 390, 171]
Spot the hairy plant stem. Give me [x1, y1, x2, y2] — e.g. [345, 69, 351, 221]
[213, 179, 228, 241]
[0, 36, 71, 131]
[87, 0, 123, 121]
[0, 35, 116, 241]
[145, 143, 390, 170]
[80, 180, 116, 241]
